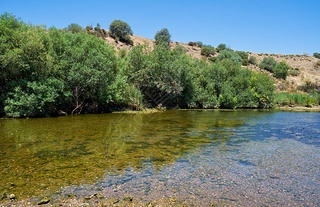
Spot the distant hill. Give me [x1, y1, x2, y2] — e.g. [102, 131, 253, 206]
[103, 32, 320, 93]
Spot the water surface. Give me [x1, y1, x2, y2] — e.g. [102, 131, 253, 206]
[0, 110, 319, 206]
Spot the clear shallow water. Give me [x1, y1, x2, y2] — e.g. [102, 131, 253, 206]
[0, 110, 319, 206]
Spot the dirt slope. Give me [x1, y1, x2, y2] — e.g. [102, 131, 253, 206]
[104, 33, 319, 92]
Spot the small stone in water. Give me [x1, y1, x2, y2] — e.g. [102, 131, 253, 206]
[124, 196, 133, 201]
[37, 199, 50, 205]
[9, 194, 15, 200]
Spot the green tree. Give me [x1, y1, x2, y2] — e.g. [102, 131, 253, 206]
[66, 23, 83, 33]
[314, 52, 320, 59]
[259, 57, 277, 72]
[109, 20, 133, 44]
[201, 45, 215, 57]
[273, 61, 289, 80]
[216, 43, 228, 52]
[154, 28, 171, 48]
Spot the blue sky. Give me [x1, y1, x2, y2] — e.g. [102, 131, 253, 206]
[1, 0, 319, 55]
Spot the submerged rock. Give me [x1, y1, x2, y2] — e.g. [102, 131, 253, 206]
[123, 196, 133, 201]
[9, 194, 15, 200]
[37, 199, 50, 205]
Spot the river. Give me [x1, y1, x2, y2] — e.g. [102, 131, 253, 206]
[0, 110, 319, 206]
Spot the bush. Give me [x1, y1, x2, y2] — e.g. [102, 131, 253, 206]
[174, 45, 187, 54]
[216, 43, 227, 52]
[154, 28, 171, 48]
[298, 81, 320, 93]
[118, 48, 127, 58]
[314, 52, 320, 59]
[259, 57, 277, 72]
[109, 20, 133, 44]
[208, 56, 216, 63]
[248, 56, 258, 65]
[196, 41, 203, 48]
[66, 23, 83, 33]
[85, 25, 93, 32]
[288, 68, 300, 76]
[201, 45, 215, 57]
[236, 51, 248, 60]
[273, 61, 289, 80]
[216, 50, 242, 64]
[188, 41, 196, 46]
[242, 59, 249, 66]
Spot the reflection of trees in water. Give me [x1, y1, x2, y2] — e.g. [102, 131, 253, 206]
[0, 110, 270, 198]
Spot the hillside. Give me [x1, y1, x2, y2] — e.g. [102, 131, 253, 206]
[104, 33, 320, 92]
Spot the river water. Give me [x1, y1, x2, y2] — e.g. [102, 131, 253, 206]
[0, 110, 319, 206]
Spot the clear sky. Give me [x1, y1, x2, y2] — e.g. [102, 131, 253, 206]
[1, 0, 319, 55]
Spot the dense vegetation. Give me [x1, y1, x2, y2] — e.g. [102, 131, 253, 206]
[1, 13, 277, 117]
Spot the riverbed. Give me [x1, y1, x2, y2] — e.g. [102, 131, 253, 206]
[0, 110, 319, 206]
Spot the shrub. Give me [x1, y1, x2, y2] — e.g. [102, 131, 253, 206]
[109, 20, 133, 44]
[248, 56, 258, 65]
[208, 56, 216, 63]
[236, 51, 248, 60]
[66, 23, 83, 33]
[201, 45, 215, 57]
[273, 61, 289, 80]
[298, 81, 320, 93]
[288, 68, 300, 76]
[242, 59, 249, 66]
[216, 43, 227, 52]
[259, 57, 277, 72]
[85, 25, 93, 32]
[174, 45, 187, 54]
[314, 52, 320, 59]
[118, 48, 127, 58]
[188, 41, 196, 46]
[196, 41, 203, 48]
[216, 50, 242, 64]
[155, 28, 171, 48]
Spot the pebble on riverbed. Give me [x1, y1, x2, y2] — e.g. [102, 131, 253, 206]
[9, 194, 16, 200]
[37, 199, 50, 205]
[123, 196, 133, 202]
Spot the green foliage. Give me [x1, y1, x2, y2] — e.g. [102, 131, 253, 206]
[298, 81, 320, 94]
[118, 48, 127, 58]
[242, 59, 249, 66]
[259, 57, 277, 72]
[314, 52, 320, 59]
[66, 23, 83, 33]
[4, 79, 71, 117]
[288, 68, 300, 76]
[248, 56, 258, 65]
[273, 61, 289, 79]
[188, 42, 196, 46]
[274, 92, 320, 107]
[174, 45, 187, 54]
[201, 45, 215, 57]
[196, 41, 203, 48]
[0, 13, 278, 117]
[154, 28, 171, 48]
[109, 20, 133, 44]
[85, 25, 93, 32]
[216, 43, 228, 52]
[236, 51, 248, 60]
[216, 50, 242, 64]
[208, 56, 216, 63]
